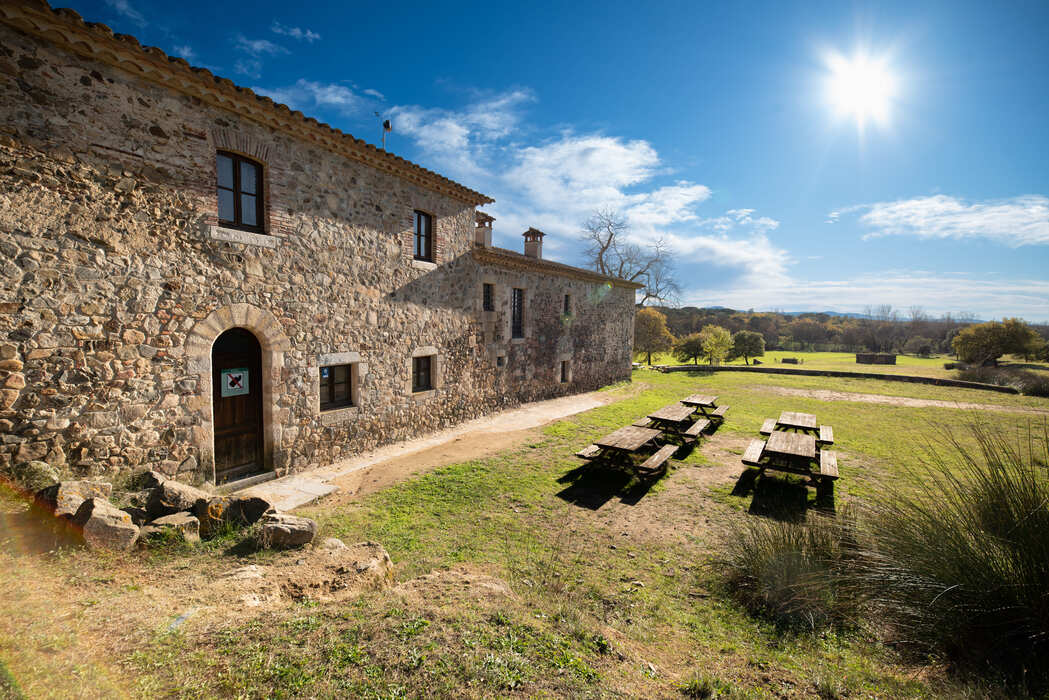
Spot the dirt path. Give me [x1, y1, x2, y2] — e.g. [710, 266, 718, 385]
[756, 385, 1049, 414]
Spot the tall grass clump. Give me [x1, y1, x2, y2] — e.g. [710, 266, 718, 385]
[858, 422, 1049, 686]
[721, 509, 860, 631]
[958, 366, 1049, 396]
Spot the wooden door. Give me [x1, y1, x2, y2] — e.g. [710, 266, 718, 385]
[212, 328, 264, 484]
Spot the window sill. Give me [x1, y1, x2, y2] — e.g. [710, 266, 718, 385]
[319, 405, 360, 426]
[411, 259, 437, 271]
[411, 389, 437, 401]
[210, 225, 278, 249]
[510, 337, 527, 344]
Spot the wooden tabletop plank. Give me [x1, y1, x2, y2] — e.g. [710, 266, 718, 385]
[681, 394, 718, 407]
[595, 425, 662, 451]
[765, 430, 817, 459]
[648, 403, 695, 422]
[778, 411, 818, 430]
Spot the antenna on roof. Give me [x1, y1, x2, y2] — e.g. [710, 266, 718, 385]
[375, 111, 392, 150]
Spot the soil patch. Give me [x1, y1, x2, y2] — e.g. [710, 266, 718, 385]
[755, 385, 1049, 414]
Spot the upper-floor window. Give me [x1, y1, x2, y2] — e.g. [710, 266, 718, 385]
[483, 283, 495, 312]
[511, 288, 524, 339]
[216, 151, 264, 232]
[563, 293, 572, 316]
[414, 210, 433, 262]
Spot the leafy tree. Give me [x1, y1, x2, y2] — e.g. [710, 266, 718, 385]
[952, 318, 1042, 366]
[634, 307, 675, 364]
[699, 324, 733, 365]
[904, 336, 935, 357]
[731, 330, 765, 365]
[673, 333, 704, 365]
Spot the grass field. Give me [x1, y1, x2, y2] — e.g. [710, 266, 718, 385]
[639, 349, 1049, 380]
[1, 370, 1046, 698]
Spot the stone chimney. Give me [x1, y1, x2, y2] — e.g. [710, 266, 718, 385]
[474, 211, 494, 247]
[523, 227, 545, 259]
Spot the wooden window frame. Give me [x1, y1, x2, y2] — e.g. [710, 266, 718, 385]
[414, 210, 434, 262]
[319, 363, 354, 411]
[216, 151, 265, 233]
[511, 287, 524, 339]
[483, 283, 495, 312]
[412, 355, 433, 392]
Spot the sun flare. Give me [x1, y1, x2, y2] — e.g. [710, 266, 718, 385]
[825, 51, 897, 129]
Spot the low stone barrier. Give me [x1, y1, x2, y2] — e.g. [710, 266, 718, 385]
[654, 364, 1020, 394]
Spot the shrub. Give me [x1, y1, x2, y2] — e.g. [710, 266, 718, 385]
[720, 509, 860, 631]
[958, 366, 1049, 396]
[855, 422, 1049, 687]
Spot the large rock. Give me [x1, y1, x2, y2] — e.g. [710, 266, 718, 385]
[13, 460, 59, 492]
[140, 512, 200, 543]
[126, 469, 165, 491]
[146, 480, 209, 518]
[257, 512, 317, 549]
[73, 497, 139, 550]
[36, 480, 112, 517]
[194, 494, 273, 538]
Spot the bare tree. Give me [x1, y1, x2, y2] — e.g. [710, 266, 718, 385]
[582, 209, 680, 306]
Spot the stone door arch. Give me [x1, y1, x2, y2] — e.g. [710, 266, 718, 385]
[186, 304, 290, 484]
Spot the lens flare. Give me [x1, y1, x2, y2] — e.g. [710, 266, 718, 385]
[824, 50, 897, 130]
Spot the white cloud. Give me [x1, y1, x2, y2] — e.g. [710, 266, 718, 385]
[271, 22, 321, 42]
[253, 80, 363, 115]
[234, 59, 263, 79]
[839, 194, 1049, 246]
[363, 88, 386, 100]
[234, 36, 290, 56]
[104, 0, 145, 25]
[171, 44, 196, 62]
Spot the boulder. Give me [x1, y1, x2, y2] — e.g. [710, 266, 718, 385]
[121, 506, 150, 526]
[73, 498, 139, 550]
[13, 460, 60, 492]
[257, 512, 317, 549]
[36, 480, 112, 517]
[141, 512, 200, 543]
[146, 480, 209, 518]
[194, 494, 273, 538]
[126, 469, 165, 491]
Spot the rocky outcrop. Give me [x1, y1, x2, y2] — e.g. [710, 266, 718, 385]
[73, 497, 139, 550]
[36, 480, 112, 517]
[12, 460, 59, 492]
[257, 512, 318, 549]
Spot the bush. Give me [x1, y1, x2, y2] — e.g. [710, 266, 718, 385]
[856, 422, 1049, 687]
[720, 510, 860, 631]
[958, 366, 1049, 396]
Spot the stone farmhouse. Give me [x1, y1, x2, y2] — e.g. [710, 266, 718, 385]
[0, 1, 639, 487]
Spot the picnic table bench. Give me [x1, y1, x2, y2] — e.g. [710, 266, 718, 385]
[759, 411, 833, 445]
[680, 394, 729, 423]
[645, 403, 710, 442]
[575, 425, 676, 476]
[742, 424, 839, 500]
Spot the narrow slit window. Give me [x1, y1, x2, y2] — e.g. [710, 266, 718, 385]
[412, 355, 432, 392]
[216, 151, 264, 232]
[563, 293, 571, 316]
[483, 283, 494, 312]
[560, 360, 569, 383]
[320, 364, 353, 411]
[511, 288, 524, 339]
[414, 210, 433, 262]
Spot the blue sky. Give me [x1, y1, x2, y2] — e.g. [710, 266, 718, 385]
[71, 0, 1049, 320]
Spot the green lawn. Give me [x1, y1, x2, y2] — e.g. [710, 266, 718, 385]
[2, 370, 1044, 698]
[640, 349, 1049, 380]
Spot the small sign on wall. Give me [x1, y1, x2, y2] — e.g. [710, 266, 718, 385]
[220, 367, 250, 397]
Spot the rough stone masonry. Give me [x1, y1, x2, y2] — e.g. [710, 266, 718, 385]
[0, 1, 639, 487]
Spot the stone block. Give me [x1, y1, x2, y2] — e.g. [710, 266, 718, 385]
[141, 512, 200, 543]
[73, 497, 139, 550]
[194, 494, 273, 537]
[36, 480, 113, 517]
[257, 512, 317, 549]
[146, 479, 210, 518]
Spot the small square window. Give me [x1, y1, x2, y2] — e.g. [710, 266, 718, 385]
[412, 355, 433, 392]
[320, 364, 354, 411]
[496, 355, 506, 367]
[216, 151, 264, 233]
[483, 283, 494, 312]
[414, 210, 433, 262]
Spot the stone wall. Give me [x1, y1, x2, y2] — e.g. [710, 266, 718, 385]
[0, 19, 636, 486]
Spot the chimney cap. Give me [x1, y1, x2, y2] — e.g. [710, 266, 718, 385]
[523, 227, 545, 241]
[475, 211, 495, 225]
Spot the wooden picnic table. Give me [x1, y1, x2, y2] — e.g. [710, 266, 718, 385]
[742, 428, 839, 500]
[595, 425, 662, 452]
[680, 394, 718, 408]
[765, 430, 817, 463]
[581, 425, 676, 476]
[680, 393, 730, 423]
[777, 411, 818, 432]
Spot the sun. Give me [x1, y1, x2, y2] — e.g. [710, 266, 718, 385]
[824, 50, 897, 129]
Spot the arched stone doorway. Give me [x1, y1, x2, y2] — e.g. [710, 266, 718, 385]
[185, 303, 292, 485]
[212, 328, 263, 484]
